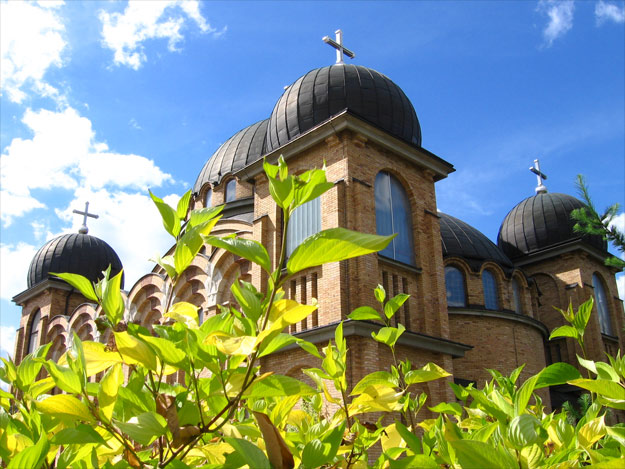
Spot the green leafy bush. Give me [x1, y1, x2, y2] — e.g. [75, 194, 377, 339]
[1, 159, 623, 468]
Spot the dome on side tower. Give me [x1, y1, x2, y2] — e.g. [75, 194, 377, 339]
[265, 64, 422, 153]
[440, 213, 513, 271]
[497, 192, 607, 260]
[194, 119, 268, 192]
[28, 233, 124, 289]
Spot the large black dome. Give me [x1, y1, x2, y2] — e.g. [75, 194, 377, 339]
[265, 64, 421, 153]
[194, 119, 268, 191]
[497, 193, 607, 260]
[28, 233, 124, 289]
[440, 212, 513, 271]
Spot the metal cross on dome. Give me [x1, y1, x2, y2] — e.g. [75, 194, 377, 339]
[529, 159, 548, 194]
[73, 201, 99, 234]
[323, 29, 355, 64]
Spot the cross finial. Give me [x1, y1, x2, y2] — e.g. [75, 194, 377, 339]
[323, 29, 355, 64]
[529, 159, 548, 194]
[73, 201, 99, 234]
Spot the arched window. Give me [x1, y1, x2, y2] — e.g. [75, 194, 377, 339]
[482, 270, 499, 310]
[445, 266, 466, 307]
[225, 179, 236, 203]
[375, 171, 415, 266]
[512, 278, 523, 314]
[593, 274, 613, 335]
[286, 197, 321, 257]
[204, 188, 212, 207]
[27, 309, 41, 355]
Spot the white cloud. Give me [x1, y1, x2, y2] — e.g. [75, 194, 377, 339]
[0, 242, 38, 301]
[609, 212, 625, 233]
[0, 106, 173, 226]
[595, 1, 625, 24]
[537, 0, 575, 47]
[617, 274, 625, 301]
[0, 0, 67, 103]
[99, 0, 216, 70]
[55, 187, 177, 291]
[1, 326, 16, 360]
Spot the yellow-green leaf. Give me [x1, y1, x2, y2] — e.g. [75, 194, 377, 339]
[114, 331, 158, 371]
[99, 363, 123, 422]
[36, 394, 94, 422]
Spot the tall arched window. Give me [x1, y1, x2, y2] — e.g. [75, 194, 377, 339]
[225, 179, 236, 203]
[482, 270, 499, 310]
[27, 309, 41, 355]
[204, 188, 212, 207]
[512, 278, 523, 314]
[286, 197, 321, 257]
[445, 266, 466, 307]
[375, 171, 415, 266]
[593, 274, 613, 335]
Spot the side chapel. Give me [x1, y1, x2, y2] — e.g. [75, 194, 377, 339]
[12, 32, 624, 413]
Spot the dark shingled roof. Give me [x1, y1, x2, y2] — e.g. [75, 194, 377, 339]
[194, 119, 268, 192]
[440, 212, 513, 271]
[497, 192, 607, 260]
[265, 64, 421, 153]
[28, 233, 124, 289]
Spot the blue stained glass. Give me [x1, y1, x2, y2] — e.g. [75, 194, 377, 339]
[287, 197, 321, 257]
[593, 274, 613, 335]
[375, 172, 415, 266]
[225, 180, 236, 202]
[445, 266, 466, 307]
[482, 270, 499, 310]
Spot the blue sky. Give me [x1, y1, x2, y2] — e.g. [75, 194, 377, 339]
[1, 0, 624, 357]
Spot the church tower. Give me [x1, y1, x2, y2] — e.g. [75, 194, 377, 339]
[497, 163, 625, 407]
[12, 204, 123, 363]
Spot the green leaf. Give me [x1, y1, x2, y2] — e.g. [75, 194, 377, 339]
[45, 360, 81, 394]
[351, 371, 397, 395]
[295, 338, 322, 358]
[114, 331, 159, 371]
[49, 272, 98, 302]
[572, 297, 593, 331]
[7, 433, 48, 469]
[176, 189, 192, 219]
[348, 306, 381, 321]
[150, 190, 180, 238]
[102, 269, 124, 326]
[245, 374, 317, 398]
[224, 437, 271, 469]
[151, 254, 177, 279]
[507, 414, 543, 449]
[301, 423, 345, 469]
[514, 375, 539, 416]
[569, 378, 625, 400]
[394, 421, 422, 454]
[549, 325, 578, 340]
[98, 363, 123, 422]
[291, 167, 334, 209]
[51, 424, 107, 446]
[16, 354, 45, 391]
[263, 157, 294, 209]
[116, 412, 167, 446]
[140, 335, 187, 367]
[450, 440, 517, 469]
[257, 333, 296, 358]
[388, 455, 438, 469]
[384, 293, 410, 319]
[372, 324, 405, 348]
[374, 284, 386, 303]
[287, 228, 395, 275]
[404, 362, 450, 385]
[231, 279, 263, 322]
[189, 205, 224, 228]
[174, 218, 220, 275]
[534, 362, 581, 389]
[36, 394, 94, 422]
[428, 402, 463, 416]
[203, 235, 271, 273]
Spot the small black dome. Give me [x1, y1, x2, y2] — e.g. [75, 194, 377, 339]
[194, 119, 268, 192]
[28, 233, 124, 289]
[265, 64, 421, 153]
[440, 212, 513, 271]
[497, 192, 607, 260]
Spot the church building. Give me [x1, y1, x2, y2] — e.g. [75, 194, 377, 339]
[12, 33, 624, 411]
